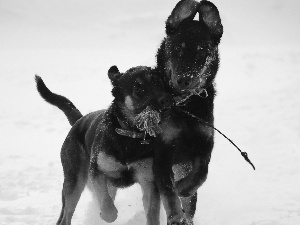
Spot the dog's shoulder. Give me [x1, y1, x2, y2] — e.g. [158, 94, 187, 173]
[66, 110, 108, 148]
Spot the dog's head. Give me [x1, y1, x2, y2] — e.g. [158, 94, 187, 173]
[159, 0, 223, 97]
[108, 66, 173, 126]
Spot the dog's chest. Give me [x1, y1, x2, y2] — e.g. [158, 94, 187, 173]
[96, 151, 154, 183]
[97, 152, 127, 173]
[96, 143, 152, 174]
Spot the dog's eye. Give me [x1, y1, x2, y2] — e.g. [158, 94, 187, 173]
[133, 86, 146, 98]
[197, 46, 205, 51]
[151, 76, 164, 88]
[197, 46, 206, 52]
[174, 45, 181, 52]
[197, 46, 206, 58]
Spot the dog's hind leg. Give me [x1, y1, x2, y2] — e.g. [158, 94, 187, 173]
[57, 172, 87, 225]
[90, 170, 118, 223]
[57, 135, 89, 225]
[57, 190, 65, 225]
[180, 192, 197, 225]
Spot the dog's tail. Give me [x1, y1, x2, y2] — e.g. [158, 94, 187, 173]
[35, 75, 83, 126]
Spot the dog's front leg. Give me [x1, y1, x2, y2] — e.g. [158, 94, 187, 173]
[139, 180, 161, 225]
[153, 146, 186, 225]
[134, 159, 161, 225]
[175, 136, 213, 197]
[180, 193, 197, 225]
[90, 168, 118, 223]
[175, 155, 210, 197]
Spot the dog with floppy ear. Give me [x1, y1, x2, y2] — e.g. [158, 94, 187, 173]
[154, 0, 223, 223]
[35, 66, 173, 225]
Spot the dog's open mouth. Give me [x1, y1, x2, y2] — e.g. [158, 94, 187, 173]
[134, 106, 162, 137]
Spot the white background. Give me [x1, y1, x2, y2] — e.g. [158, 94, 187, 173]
[0, 0, 299, 224]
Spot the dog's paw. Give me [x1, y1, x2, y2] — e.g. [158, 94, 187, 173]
[100, 202, 118, 223]
[168, 213, 190, 225]
[175, 180, 198, 197]
[170, 218, 193, 225]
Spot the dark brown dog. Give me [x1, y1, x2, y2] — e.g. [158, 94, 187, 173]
[35, 66, 173, 225]
[154, 0, 223, 223]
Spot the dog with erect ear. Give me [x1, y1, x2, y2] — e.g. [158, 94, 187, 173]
[154, 0, 223, 223]
[35, 66, 174, 225]
[157, 0, 223, 103]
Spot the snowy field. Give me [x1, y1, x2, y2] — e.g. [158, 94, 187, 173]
[1, 0, 300, 225]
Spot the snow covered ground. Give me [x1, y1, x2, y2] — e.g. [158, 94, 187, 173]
[1, 0, 300, 225]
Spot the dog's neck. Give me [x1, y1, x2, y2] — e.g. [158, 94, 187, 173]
[111, 102, 136, 129]
[111, 103, 147, 141]
[115, 117, 145, 139]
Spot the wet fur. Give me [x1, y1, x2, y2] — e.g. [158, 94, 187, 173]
[154, 0, 223, 223]
[34, 0, 224, 224]
[36, 69, 201, 225]
[35, 66, 172, 225]
[153, 106, 214, 224]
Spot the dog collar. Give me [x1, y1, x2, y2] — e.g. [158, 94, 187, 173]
[115, 117, 150, 144]
[115, 128, 145, 139]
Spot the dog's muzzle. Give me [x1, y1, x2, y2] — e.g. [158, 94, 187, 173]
[171, 48, 217, 105]
[173, 72, 210, 105]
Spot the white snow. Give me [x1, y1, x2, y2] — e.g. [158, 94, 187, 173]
[1, 0, 300, 225]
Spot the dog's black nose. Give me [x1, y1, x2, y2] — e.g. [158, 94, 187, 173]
[158, 94, 173, 109]
[177, 77, 191, 88]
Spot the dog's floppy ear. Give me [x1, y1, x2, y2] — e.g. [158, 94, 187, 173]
[166, 0, 198, 35]
[198, 0, 223, 43]
[108, 65, 122, 85]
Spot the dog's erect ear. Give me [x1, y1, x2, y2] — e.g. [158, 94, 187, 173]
[166, 0, 198, 35]
[198, 1, 223, 42]
[108, 65, 122, 85]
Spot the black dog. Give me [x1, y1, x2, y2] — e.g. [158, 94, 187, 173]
[152, 105, 214, 225]
[35, 66, 173, 225]
[154, 0, 223, 223]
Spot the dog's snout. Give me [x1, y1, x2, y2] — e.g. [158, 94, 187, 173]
[177, 77, 191, 88]
[158, 94, 172, 109]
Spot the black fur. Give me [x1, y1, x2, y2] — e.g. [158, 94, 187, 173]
[36, 68, 201, 225]
[35, 1, 224, 224]
[153, 0, 223, 223]
[35, 75, 83, 125]
[36, 66, 172, 225]
[153, 105, 214, 224]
